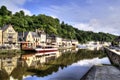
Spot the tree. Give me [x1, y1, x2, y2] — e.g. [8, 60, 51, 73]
[0, 5, 117, 43]
[0, 6, 8, 16]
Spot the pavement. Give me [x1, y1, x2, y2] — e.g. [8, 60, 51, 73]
[81, 65, 120, 80]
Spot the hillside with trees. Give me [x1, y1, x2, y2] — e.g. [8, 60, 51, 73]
[0, 6, 117, 43]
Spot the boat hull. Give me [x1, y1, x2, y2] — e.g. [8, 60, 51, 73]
[22, 48, 36, 52]
[35, 48, 58, 53]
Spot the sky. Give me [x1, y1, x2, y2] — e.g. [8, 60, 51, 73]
[0, 0, 120, 35]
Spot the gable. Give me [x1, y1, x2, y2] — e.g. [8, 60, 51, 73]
[7, 26, 16, 33]
[2, 25, 16, 33]
[26, 32, 34, 42]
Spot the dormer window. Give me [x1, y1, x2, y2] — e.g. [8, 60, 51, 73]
[8, 29, 12, 32]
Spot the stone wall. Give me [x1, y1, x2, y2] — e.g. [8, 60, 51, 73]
[104, 47, 120, 67]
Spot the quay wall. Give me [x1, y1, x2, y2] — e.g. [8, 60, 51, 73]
[104, 47, 120, 67]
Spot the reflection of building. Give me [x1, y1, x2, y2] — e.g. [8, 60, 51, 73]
[0, 59, 1, 70]
[21, 51, 61, 67]
[0, 56, 18, 75]
[21, 54, 36, 67]
[2, 24, 18, 45]
[22, 53, 45, 67]
[36, 51, 61, 63]
[55, 51, 62, 58]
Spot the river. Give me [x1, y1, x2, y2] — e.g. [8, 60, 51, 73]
[0, 48, 111, 80]
[23, 57, 110, 80]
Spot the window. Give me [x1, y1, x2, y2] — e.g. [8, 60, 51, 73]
[8, 29, 12, 32]
[7, 61, 12, 63]
[8, 36, 13, 38]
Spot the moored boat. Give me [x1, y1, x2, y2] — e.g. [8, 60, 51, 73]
[35, 46, 58, 52]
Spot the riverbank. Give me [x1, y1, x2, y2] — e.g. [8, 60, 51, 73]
[81, 65, 120, 80]
[0, 49, 23, 56]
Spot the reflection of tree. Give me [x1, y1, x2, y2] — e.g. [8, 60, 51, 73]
[27, 64, 63, 77]
[27, 49, 106, 77]
[0, 69, 9, 80]
[1, 49, 105, 79]
[11, 66, 27, 80]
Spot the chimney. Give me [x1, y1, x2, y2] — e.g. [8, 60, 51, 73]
[22, 32, 24, 37]
[36, 29, 38, 33]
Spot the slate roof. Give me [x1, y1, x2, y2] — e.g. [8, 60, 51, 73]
[31, 32, 39, 38]
[2, 24, 13, 32]
[37, 31, 46, 37]
[18, 32, 29, 41]
[18, 31, 40, 41]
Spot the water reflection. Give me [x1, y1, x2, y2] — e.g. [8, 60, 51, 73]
[24, 57, 110, 80]
[0, 55, 20, 80]
[0, 48, 109, 80]
[0, 56, 18, 75]
[21, 51, 62, 67]
[78, 44, 103, 51]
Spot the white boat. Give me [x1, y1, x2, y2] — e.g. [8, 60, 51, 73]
[35, 46, 58, 52]
[35, 51, 58, 56]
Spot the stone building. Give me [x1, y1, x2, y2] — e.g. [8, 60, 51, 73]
[2, 24, 18, 45]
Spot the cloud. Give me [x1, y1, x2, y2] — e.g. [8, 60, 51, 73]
[40, 0, 120, 35]
[50, 15, 58, 18]
[0, 0, 32, 15]
[73, 18, 119, 35]
[44, 3, 92, 22]
[0, 0, 120, 35]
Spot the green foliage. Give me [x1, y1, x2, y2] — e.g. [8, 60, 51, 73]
[0, 70, 9, 80]
[11, 66, 27, 80]
[0, 6, 11, 16]
[0, 5, 117, 43]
